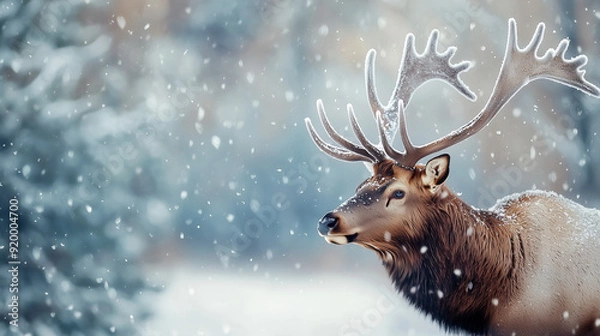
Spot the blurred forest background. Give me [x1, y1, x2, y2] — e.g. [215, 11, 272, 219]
[1, 0, 599, 335]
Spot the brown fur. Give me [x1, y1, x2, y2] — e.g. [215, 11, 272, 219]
[363, 162, 515, 333]
[379, 185, 516, 334]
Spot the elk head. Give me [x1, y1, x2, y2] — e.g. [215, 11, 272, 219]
[305, 19, 599, 250]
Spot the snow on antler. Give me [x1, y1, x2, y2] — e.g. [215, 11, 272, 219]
[367, 29, 476, 143]
[305, 18, 600, 168]
[406, 18, 600, 167]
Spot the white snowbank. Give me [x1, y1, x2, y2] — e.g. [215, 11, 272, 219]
[144, 265, 446, 336]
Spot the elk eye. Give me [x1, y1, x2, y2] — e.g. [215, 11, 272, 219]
[392, 190, 405, 199]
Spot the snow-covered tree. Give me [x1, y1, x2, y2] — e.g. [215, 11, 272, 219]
[0, 1, 170, 334]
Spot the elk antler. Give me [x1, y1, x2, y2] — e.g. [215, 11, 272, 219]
[305, 27, 475, 164]
[306, 18, 600, 168]
[366, 29, 476, 143]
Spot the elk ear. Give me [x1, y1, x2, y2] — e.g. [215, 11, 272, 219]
[422, 154, 450, 192]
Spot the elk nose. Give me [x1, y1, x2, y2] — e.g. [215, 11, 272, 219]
[318, 212, 338, 236]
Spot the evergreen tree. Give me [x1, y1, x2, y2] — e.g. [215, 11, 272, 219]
[0, 1, 168, 334]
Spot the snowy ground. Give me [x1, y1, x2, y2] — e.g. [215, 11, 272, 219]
[145, 265, 449, 336]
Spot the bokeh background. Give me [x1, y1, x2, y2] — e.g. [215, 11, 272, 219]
[1, 0, 600, 335]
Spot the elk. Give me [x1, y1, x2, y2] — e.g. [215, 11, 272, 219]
[305, 19, 600, 336]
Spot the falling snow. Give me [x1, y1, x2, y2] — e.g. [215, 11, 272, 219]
[3, 1, 600, 336]
[211, 135, 221, 149]
[116, 16, 126, 29]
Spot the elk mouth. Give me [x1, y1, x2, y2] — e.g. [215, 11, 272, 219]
[324, 232, 359, 245]
[346, 232, 359, 243]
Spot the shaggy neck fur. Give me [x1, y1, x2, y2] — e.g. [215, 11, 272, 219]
[371, 186, 524, 334]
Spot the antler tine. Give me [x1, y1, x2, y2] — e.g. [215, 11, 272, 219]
[376, 111, 405, 162]
[403, 18, 600, 167]
[316, 100, 376, 161]
[397, 102, 415, 154]
[366, 49, 386, 116]
[305, 100, 376, 163]
[348, 104, 387, 162]
[366, 49, 398, 145]
[305, 118, 372, 162]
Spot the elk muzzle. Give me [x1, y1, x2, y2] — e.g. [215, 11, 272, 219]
[318, 212, 338, 235]
[317, 212, 359, 245]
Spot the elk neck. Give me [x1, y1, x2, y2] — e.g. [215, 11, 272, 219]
[376, 186, 525, 334]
